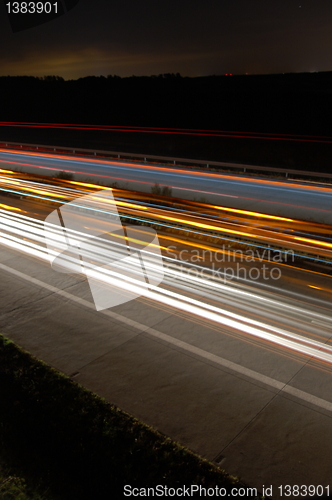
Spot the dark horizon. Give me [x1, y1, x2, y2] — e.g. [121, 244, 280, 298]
[2, 1, 332, 80]
[1, 69, 331, 81]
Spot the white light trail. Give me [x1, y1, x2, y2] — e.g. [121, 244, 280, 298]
[1, 209, 332, 364]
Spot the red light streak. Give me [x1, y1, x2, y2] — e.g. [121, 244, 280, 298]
[1, 122, 332, 143]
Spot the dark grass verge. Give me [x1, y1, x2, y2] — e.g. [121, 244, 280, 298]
[0, 335, 262, 500]
[0, 465, 46, 500]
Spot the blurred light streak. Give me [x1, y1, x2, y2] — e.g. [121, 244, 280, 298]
[1, 122, 332, 144]
[2, 207, 327, 322]
[69, 255, 332, 364]
[68, 180, 114, 190]
[0, 178, 21, 185]
[1, 208, 332, 364]
[212, 206, 294, 222]
[293, 236, 332, 249]
[0, 204, 23, 211]
[1, 148, 332, 197]
[1, 174, 332, 264]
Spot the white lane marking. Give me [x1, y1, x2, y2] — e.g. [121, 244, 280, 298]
[1, 262, 332, 413]
[145, 327, 332, 412]
[0, 262, 148, 332]
[282, 386, 332, 413]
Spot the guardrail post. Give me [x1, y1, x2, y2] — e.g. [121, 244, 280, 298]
[206, 164, 209, 168]
[286, 172, 288, 178]
[94, 152, 96, 156]
[244, 168, 246, 172]
[173, 160, 176, 165]
[118, 154, 120, 159]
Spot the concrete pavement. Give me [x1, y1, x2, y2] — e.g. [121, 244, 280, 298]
[1, 245, 332, 498]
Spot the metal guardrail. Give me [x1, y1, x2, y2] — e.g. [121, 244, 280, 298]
[1, 140, 332, 182]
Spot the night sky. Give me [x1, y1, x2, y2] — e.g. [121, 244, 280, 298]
[1, 0, 332, 79]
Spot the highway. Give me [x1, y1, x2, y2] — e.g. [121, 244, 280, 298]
[1, 168, 332, 496]
[1, 187, 332, 361]
[1, 147, 332, 224]
[1, 170, 332, 264]
[1, 171, 332, 354]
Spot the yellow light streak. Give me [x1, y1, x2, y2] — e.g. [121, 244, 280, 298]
[0, 203, 22, 211]
[293, 236, 332, 249]
[23, 187, 69, 198]
[154, 213, 254, 238]
[67, 180, 111, 189]
[212, 206, 294, 222]
[117, 201, 148, 210]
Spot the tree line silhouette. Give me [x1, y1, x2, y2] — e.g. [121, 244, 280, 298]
[1, 72, 332, 134]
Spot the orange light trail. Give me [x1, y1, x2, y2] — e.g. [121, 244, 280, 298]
[154, 213, 253, 238]
[212, 206, 294, 221]
[68, 180, 114, 190]
[0, 204, 23, 211]
[293, 236, 332, 249]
